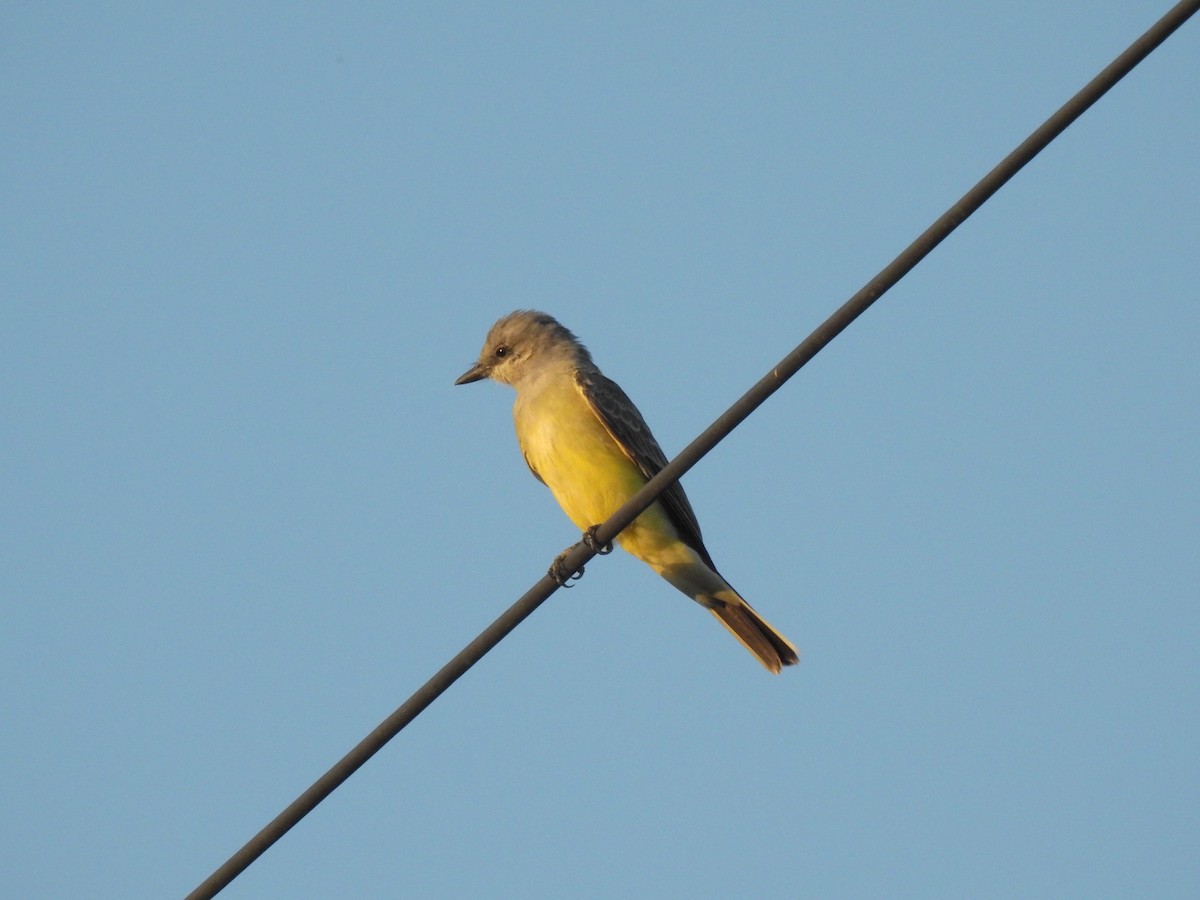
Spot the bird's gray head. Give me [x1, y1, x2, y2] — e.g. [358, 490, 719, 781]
[455, 310, 592, 388]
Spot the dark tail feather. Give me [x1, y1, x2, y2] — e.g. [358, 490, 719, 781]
[710, 600, 800, 674]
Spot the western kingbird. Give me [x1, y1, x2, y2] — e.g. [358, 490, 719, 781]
[455, 310, 798, 674]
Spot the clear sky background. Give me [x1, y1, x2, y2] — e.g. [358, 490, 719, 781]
[3, 4, 1198, 898]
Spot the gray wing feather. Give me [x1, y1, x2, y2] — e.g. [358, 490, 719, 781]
[574, 368, 715, 569]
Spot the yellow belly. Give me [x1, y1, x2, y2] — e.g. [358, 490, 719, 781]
[513, 378, 689, 568]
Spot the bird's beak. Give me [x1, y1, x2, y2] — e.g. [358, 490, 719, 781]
[454, 363, 488, 385]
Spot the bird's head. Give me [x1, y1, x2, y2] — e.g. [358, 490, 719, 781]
[455, 310, 591, 388]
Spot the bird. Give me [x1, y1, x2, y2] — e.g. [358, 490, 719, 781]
[455, 310, 798, 673]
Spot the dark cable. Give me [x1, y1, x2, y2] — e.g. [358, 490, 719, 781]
[186, 3, 1199, 896]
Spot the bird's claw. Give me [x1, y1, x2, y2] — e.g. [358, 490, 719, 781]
[583, 525, 613, 555]
[549, 551, 584, 588]
[549, 527, 610, 587]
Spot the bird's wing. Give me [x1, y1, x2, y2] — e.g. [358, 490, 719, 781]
[574, 368, 715, 568]
[522, 450, 546, 484]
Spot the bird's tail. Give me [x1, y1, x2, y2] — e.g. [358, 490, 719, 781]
[710, 597, 800, 675]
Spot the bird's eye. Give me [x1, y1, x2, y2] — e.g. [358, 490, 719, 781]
[494, 345, 511, 359]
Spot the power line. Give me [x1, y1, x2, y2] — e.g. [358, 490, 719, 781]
[185, 2, 1199, 897]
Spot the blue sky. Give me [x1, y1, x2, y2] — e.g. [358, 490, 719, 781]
[3, 4, 1198, 897]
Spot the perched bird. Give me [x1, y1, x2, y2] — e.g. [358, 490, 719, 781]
[455, 310, 798, 673]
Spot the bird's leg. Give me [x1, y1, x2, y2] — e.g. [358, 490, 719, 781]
[549, 526, 610, 586]
[548, 549, 584, 587]
[582, 525, 613, 555]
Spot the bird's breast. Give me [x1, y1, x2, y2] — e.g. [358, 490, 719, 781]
[513, 379, 646, 531]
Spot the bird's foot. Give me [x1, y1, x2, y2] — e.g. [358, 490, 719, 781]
[549, 550, 584, 588]
[582, 525, 613, 555]
[549, 527, 610, 587]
